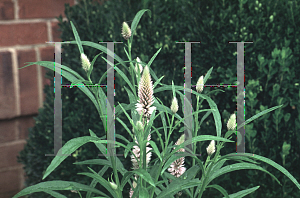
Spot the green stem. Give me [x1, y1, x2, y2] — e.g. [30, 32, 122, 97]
[191, 95, 200, 197]
[127, 39, 137, 98]
[166, 114, 175, 147]
[149, 160, 164, 198]
[149, 114, 175, 198]
[110, 154, 122, 197]
[77, 190, 83, 198]
[142, 139, 147, 189]
[197, 142, 223, 198]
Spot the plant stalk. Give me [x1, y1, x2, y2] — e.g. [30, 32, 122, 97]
[191, 95, 200, 197]
[149, 113, 175, 197]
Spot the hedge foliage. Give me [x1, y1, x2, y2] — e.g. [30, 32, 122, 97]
[18, 0, 300, 197]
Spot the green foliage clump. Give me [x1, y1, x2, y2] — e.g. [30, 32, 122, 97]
[18, 0, 300, 197]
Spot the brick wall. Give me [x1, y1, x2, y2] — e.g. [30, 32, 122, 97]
[0, 0, 104, 197]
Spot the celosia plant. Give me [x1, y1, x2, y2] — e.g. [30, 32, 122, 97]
[14, 9, 300, 198]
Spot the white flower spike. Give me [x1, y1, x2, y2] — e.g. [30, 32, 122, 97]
[206, 140, 215, 156]
[80, 53, 91, 72]
[227, 113, 236, 130]
[135, 57, 143, 74]
[196, 75, 204, 93]
[170, 97, 179, 114]
[122, 21, 131, 40]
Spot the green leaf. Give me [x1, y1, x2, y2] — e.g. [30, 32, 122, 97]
[113, 65, 136, 98]
[116, 117, 134, 141]
[164, 135, 234, 165]
[73, 159, 127, 176]
[87, 52, 103, 78]
[139, 186, 149, 198]
[154, 82, 223, 142]
[70, 21, 84, 54]
[132, 168, 156, 187]
[203, 66, 214, 85]
[115, 103, 135, 116]
[156, 98, 169, 140]
[149, 124, 165, 155]
[221, 153, 300, 191]
[89, 129, 109, 159]
[74, 159, 111, 166]
[147, 47, 162, 69]
[78, 170, 118, 198]
[206, 184, 230, 198]
[185, 165, 202, 180]
[130, 9, 152, 43]
[153, 75, 164, 90]
[123, 142, 137, 159]
[120, 171, 135, 191]
[116, 102, 137, 136]
[20, 61, 85, 82]
[20, 61, 104, 131]
[86, 166, 109, 198]
[97, 65, 114, 86]
[156, 178, 201, 198]
[206, 162, 280, 187]
[221, 186, 260, 198]
[42, 136, 107, 180]
[95, 85, 108, 131]
[63, 41, 127, 69]
[148, 140, 162, 162]
[198, 111, 212, 130]
[237, 105, 283, 130]
[43, 190, 67, 198]
[12, 181, 109, 198]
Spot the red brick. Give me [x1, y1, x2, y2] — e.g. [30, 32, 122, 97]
[0, 51, 17, 119]
[0, 141, 26, 169]
[17, 116, 35, 140]
[40, 46, 54, 92]
[19, 0, 74, 19]
[0, 190, 26, 198]
[0, 167, 23, 197]
[40, 46, 55, 62]
[51, 21, 63, 42]
[0, 0, 14, 20]
[18, 49, 39, 116]
[0, 23, 48, 47]
[0, 119, 17, 144]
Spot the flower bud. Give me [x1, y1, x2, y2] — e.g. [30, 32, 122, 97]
[133, 176, 138, 188]
[109, 181, 118, 190]
[108, 174, 118, 190]
[227, 113, 236, 130]
[206, 140, 215, 156]
[135, 57, 143, 74]
[122, 22, 131, 40]
[177, 134, 185, 146]
[170, 97, 178, 114]
[196, 75, 204, 93]
[81, 53, 91, 72]
[136, 121, 144, 132]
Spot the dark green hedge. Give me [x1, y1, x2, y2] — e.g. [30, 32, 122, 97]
[18, 0, 300, 197]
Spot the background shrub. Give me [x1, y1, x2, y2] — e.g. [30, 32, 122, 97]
[18, 0, 300, 197]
